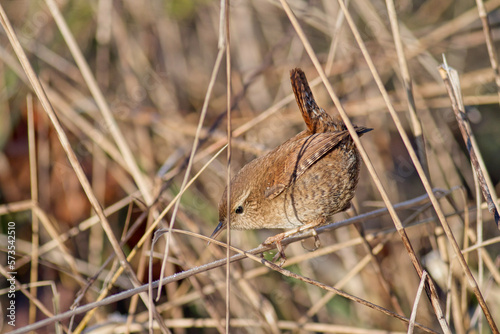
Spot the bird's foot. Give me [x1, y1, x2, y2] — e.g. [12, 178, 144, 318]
[263, 233, 288, 266]
[262, 222, 324, 265]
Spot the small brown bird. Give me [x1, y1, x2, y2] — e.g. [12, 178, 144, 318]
[211, 68, 371, 263]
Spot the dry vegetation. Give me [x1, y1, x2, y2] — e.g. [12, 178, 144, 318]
[1, 0, 500, 333]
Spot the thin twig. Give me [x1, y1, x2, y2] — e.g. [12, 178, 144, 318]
[8, 235, 439, 334]
[408, 271, 428, 334]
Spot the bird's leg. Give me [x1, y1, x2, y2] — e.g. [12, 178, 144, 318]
[262, 233, 288, 265]
[272, 239, 287, 266]
[263, 219, 324, 265]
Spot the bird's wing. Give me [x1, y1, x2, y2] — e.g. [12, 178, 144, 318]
[264, 131, 350, 199]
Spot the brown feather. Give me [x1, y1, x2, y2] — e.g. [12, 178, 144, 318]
[265, 131, 349, 199]
[290, 68, 336, 133]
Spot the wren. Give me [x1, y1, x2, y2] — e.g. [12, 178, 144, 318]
[211, 68, 371, 263]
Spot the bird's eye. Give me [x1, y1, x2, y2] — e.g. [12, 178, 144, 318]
[235, 206, 244, 214]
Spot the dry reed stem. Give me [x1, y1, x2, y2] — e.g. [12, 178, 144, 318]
[0, 265, 57, 327]
[157, 22, 225, 305]
[475, 0, 500, 103]
[8, 232, 439, 334]
[74, 144, 226, 331]
[0, 4, 169, 329]
[439, 61, 500, 226]
[3, 187, 452, 334]
[222, 0, 233, 332]
[26, 93, 39, 325]
[333, 1, 498, 331]
[0, 0, 142, 294]
[385, 0, 428, 177]
[44, 0, 154, 205]
[475, 173, 485, 333]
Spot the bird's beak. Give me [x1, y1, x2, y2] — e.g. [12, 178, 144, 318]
[208, 221, 226, 245]
[357, 127, 373, 136]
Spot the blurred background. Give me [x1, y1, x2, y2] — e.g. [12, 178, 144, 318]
[0, 0, 499, 333]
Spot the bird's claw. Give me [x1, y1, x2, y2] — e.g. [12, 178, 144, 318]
[300, 229, 321, 252]
[263, 234, 287, 266]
